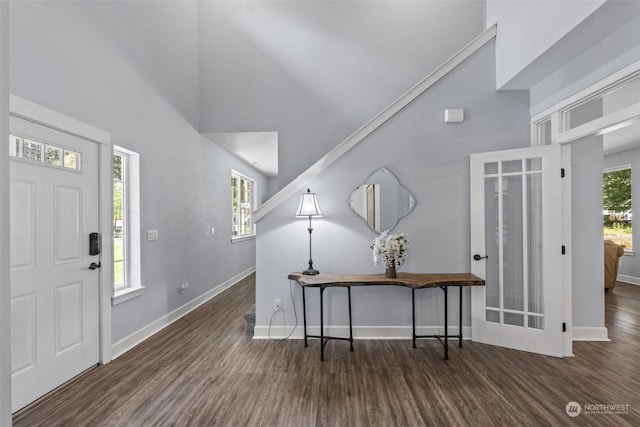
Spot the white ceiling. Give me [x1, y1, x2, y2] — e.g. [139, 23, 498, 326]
[203, 132, 278, 177]
[603, 119, 640, 154]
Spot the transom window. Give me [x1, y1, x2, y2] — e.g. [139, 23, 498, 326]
[9, 133, 81, 171]
[562, 74, 640, 132]
[232, 171, 255, 239]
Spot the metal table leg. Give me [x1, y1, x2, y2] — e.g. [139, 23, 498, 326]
[412, 286, 453, 360]
[443, 285, 448, 361]
[303, 286, 354, 361]
[348, 286, 354, 351]
[301, 284, 308, 347]
[458, 285, 463, 348]
[412, 288, 416, 348]
[320, 286, 325, 361]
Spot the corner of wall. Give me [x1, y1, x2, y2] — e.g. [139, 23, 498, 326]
[0, 0, 11, 423]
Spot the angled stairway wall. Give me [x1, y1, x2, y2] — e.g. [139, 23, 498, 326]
[254, 37, 532, 337]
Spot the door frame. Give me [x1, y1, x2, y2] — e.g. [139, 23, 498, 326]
[9, 95, 113, 366]
[561, 144, 573, 355]
[530, 60, 640, 344]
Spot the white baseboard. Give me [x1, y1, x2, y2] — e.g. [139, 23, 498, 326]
[572, 327, 609, 341]
[253, 325, 472, 340]
[616, 274, 640, 286]
[111, 266, 255, 359]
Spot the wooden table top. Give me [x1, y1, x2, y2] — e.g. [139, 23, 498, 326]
[288, 272, 485, 289]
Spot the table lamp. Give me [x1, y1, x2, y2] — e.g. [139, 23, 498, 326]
[296, 189, 323, 275]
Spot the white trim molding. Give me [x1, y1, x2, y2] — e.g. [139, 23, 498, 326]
[572, 327, 609, 341]
[9, 94, 110, 146]
[111, 266, 255, 359]
[531, 59, 640, 122]
[254, 25, 497, 222]
[254, 325, 472, 341]
[561, 144, 573, 357]
[617, 274, 640, 286]
[112, 286, 146, 305]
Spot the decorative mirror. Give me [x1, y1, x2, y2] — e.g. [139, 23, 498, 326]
[349, 168, 416, 233]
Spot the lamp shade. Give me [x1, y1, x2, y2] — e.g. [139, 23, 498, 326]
[296, 189, 323, 217]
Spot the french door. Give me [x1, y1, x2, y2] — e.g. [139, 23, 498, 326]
[470, 144, 567, 357]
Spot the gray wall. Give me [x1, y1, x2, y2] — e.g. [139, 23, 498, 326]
[199, 0, 485, 188]
[10, 1, 268, 343]
[570, 137, 605, 328]
[256, 41, 532, 329]
[486, 0, 604, 89]
[605, 146, 640, 278]
[565, 94, 605, 329]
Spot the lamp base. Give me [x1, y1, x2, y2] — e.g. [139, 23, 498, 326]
[302, 268, 320, 275]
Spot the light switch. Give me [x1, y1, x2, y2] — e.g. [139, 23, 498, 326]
[148, 230, 159, 241]
[211, 226, 215, 235]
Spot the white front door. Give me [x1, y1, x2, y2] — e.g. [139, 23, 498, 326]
[470, 144, 566, 357]
[10, 116, 100, 412]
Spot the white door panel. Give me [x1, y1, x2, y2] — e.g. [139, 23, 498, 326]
[10, 116, 100, 412]
[10, 293, 37, 375]
[10, 179, 36, 271]
[470, 144, 566, 357]
[54, 185, 83, 264]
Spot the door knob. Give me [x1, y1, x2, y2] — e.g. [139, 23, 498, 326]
[89, 262, 101, 270]
[473, 254, 488, 261]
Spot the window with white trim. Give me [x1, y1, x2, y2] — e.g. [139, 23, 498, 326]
[603, 166, 632, 251]
[231, 170, 255, 239]
[531, 69, 640, 147]
[9, 133, 82, 171]
[112, 146, 143, 304]
[113, 151, 127, 290]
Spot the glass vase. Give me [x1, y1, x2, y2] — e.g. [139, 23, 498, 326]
[385, 262, 396, 278]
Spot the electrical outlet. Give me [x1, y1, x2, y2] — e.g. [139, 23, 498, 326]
[180, 283, 189, 294]
[274, 299, 282, 312]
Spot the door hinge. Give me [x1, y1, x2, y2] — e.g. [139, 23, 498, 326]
[562, 245, 566, 255]
[562, 322, 567, 332]
[561, 168, 565, 178]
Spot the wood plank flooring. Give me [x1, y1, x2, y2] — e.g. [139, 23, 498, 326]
[13, 276, 640, 426]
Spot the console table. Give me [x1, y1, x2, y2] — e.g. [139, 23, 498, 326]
[288, 272, 485, 361]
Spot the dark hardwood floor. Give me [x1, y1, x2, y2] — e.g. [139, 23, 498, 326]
[13, 276, 640, 426]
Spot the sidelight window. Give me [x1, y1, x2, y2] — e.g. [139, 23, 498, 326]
[231, 170, 256, 239]
[603, 167, 632, 250]
[112, 146, 144, 304]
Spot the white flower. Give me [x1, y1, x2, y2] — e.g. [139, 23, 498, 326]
[371, 232, 410, 268]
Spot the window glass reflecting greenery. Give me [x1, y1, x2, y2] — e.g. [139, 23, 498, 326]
[45, 146, 62, 166]
[603, 168, 632, 249]
[232, 172, 254, 238]
[114, 152, 127, 290]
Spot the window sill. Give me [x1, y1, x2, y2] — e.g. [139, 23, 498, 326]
[624, 250, 635, 256]
[231, 234, 256, 243]
[112, 286, 145, 305]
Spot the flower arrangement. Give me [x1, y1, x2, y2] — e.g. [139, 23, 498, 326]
[371, 231, 410, 269]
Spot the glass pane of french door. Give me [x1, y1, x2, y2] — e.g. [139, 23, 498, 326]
[483, 158, 544, 329]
